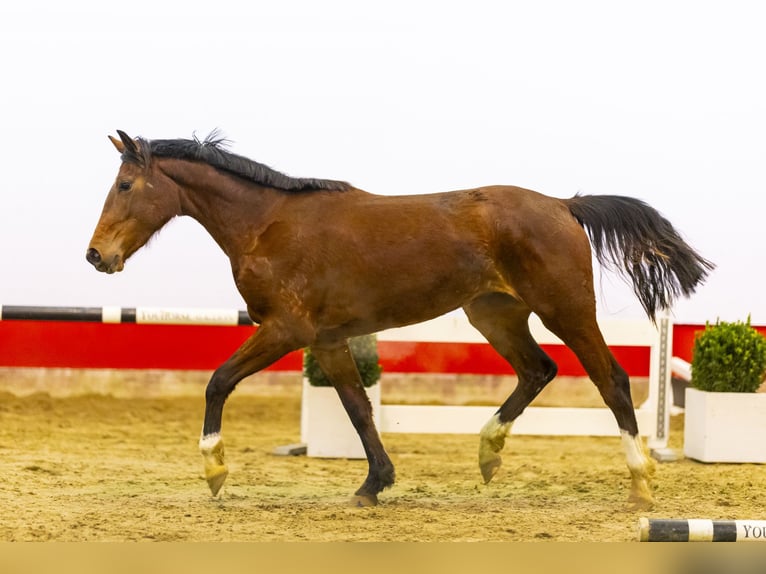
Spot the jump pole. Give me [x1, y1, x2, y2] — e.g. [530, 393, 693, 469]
[0, 305, 254, 326]
[639, 518, 766, 542]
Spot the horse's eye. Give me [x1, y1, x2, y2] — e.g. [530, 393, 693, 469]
[118, 181, 132, 192]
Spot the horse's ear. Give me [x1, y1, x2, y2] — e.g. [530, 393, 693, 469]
[115, 130, 139, 156]
[108, 135, 124, 153]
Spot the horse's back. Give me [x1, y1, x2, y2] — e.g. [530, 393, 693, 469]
[392, 184, 586, 258]
[318, 184, 572, 229]
[286, 183, 587, 275]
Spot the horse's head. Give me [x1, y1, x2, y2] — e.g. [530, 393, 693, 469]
[86, 131, 180, 274]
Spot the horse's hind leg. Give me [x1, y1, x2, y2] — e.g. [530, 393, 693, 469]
[537, 311, 656, 510]
[308, 342, 395, 507]
[463, 294, 558, 484]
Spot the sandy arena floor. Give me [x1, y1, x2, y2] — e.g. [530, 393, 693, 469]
[0, 369, 764, 542]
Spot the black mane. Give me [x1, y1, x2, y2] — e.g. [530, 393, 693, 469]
[125, 132, 352, 192]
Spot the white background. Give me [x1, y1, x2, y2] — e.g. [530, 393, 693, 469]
[1, 1, 764, 324]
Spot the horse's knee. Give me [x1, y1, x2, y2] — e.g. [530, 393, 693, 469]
[517, 349, 557, 392]
[510, 359, 557, 406]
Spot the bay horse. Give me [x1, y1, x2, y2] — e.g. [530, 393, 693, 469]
[87, 130, 713, 509]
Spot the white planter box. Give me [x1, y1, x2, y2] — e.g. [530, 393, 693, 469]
[684, 387, 766, 463]
[300, 378, 381, 459]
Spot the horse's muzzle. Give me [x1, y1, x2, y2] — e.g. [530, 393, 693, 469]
[86, 247, 123, 274]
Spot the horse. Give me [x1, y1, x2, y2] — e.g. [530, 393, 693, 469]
[86, 130, 713, 509]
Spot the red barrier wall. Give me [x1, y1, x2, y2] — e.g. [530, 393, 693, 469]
[672, 324, 703, 363]
[0, 319, 662, 376]
[671, 324, 766, 363]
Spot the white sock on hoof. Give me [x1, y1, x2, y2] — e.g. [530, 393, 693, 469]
[620, 430, 648, 473]
[199, 432, 223, 453]
[480, 413, 512, 448]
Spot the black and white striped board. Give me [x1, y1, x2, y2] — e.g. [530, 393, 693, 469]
[639, 517, 766, 542]
[0, 305, 254, 326]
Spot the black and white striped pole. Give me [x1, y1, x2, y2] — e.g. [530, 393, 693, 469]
[639, 518, 766, 542]
[0, 305, 255, 326]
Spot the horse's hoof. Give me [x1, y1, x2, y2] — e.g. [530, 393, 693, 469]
[351, 494, 378, 507]
[627, 498, 655, 512]
[200, 433, 228, 496]
[478, 414, 509, 484]
[479, 454, 502, 484]
[627, 492, 655, 512]
[205, 464, 229, 497]
[627, 472, 654, 512]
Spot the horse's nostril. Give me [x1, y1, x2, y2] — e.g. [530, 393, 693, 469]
[86, 247, 102, 265]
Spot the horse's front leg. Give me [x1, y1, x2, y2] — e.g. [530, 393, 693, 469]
[309, 342, 395, 507]
[200, 325, 301, 496]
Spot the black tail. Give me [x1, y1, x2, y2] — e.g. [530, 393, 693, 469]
[565, 194, 714, 322]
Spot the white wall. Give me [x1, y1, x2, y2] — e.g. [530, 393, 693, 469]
[1, 1, 763, 324]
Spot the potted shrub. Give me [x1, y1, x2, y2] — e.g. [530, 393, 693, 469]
[300, 334, 382, 458]
[684, 316, 766, 462]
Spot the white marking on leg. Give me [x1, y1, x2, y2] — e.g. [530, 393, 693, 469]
[199, 432, 228, 496]
[480, 413, 512, 446]
[620, 429, 655, 507]
[479, 413, 512, 483]
[620, 430, 647, 472]
[199, 432, 222, 454]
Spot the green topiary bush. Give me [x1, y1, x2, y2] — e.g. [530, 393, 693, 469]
[304, 334, 382, 388]
[691, 316, 766, 393]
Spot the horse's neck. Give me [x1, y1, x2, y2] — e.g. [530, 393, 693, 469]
[170, 162, 283, 258]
